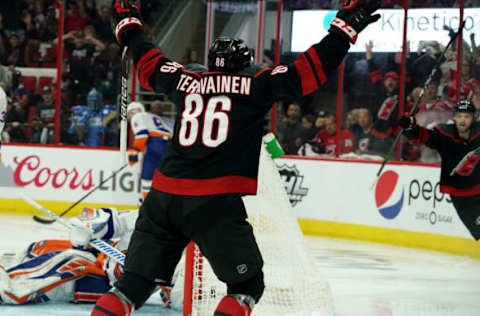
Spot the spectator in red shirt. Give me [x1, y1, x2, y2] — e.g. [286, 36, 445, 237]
[312, 115, 355, 156]
[65, 2, 88, 34]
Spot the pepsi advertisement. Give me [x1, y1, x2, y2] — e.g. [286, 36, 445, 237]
[276, 157, 472, 239]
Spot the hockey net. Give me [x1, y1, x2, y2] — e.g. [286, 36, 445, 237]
[178, 143, 335, 316]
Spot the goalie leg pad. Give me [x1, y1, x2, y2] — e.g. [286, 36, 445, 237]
[214, 294, 255, 316]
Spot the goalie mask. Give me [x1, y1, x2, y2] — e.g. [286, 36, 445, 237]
[208, 37, 252, 72]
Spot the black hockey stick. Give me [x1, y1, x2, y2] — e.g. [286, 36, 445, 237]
[371, 21, 465, 189]
[120, 46, 130, 165]
[32, 164, 128, 224]
[450, 146, 480, 176]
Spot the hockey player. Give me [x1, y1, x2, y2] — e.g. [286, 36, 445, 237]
[0, 208, 138, 305]
[92, 1, 381, 316]
[399, 100, 480, 241]
[127, 101, 173, 201]
[0, 87, 7, 163]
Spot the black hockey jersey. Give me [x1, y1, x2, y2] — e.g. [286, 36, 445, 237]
[127, 32, 349, 195]
[404, 122, 480, 196]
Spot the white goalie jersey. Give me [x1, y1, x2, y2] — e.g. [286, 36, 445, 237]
[0, 208, 140, 305]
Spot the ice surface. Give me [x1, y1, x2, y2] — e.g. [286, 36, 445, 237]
[0, 214, 479, 316]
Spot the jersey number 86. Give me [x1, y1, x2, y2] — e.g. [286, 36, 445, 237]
[179, 94, 231, 148]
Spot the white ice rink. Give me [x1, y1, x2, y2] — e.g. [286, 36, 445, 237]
[0, 214, 479, 316]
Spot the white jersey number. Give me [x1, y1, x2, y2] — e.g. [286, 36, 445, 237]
[179, 94, 231, 147]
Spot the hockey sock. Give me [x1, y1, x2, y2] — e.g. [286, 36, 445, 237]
[90, 288, 133, 316]
[214, 294, 255, 316]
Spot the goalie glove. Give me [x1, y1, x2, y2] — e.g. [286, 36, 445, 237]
[69, 208, 115, 247]
[111, 0, 144, 46]
[329, 0, 381, 44]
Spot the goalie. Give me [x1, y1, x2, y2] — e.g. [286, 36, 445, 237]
[0, 208, 171, 306]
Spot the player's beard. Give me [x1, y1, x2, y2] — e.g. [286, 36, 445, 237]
[456, 122, 470, 133]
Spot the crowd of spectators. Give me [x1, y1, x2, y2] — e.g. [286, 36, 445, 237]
[278, 9, 480, 163]
[0, 0, 162, 147]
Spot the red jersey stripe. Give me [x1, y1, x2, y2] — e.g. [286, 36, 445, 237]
[306, 47, 327, 84]
[440, 184, 480, 197]
[152, 170, 257, 196]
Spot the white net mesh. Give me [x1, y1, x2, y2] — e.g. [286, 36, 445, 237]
[179, 143, 335, 316]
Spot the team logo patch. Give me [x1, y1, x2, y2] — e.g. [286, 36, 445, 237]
[79, 207, 96, 220]
[476, 216, 480, 226]
[277, 164, 309, 207]
[236, 264, 248, 274]
[374, 171, 404, 220]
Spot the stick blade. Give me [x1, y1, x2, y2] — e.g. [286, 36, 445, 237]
[32, 215, 55, 224]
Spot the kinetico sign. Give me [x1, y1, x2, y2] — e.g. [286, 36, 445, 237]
[291, 8, 480, 52]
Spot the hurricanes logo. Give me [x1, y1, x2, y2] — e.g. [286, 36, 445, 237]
[374, 170, 404, 220]
[277, 164, 309, 206]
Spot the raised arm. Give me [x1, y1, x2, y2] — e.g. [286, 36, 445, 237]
[262, 0, 381, 103]
[111, 0, 182, 93]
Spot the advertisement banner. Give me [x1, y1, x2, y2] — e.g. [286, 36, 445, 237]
[0, 145, 473, 241]
[0, 145, 140, 207]
[275, 158, 473, 239]
[291, 8, 480, 53]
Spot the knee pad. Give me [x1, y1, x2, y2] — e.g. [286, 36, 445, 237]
[227, 270, 265, 303]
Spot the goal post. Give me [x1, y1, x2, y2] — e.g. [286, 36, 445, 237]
[181, 140, 335, 316]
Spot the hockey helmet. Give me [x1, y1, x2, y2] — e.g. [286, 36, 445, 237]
[127, 101, 145, 113]
[208, 37, 252, 72]
[454, 100, 476, 114]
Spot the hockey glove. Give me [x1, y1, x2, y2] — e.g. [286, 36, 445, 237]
[128, 148, 139, 166]
[111, 0, 144, 46]
[397, 112, 416, 129]
[69, 221, 94, 248]
[329, 0, 381, 44]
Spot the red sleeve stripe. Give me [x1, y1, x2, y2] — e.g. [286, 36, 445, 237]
[306, 47, 327, 84]
[137, 48, 163, 91]
[182, 68, 202, 78]
[294, 53, 318, 95]
[434, 125, 463, 143]
[254, 67, 270, 78]
[371, 127, 395, 139]
[138, 55, 162, 91]
[412, 126, 431, 145]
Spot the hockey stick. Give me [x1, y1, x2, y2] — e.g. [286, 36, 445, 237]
[22, 195, 125, 265]
[370, 21, 465, 190]
[120, 46, 130, 166]
[450, 146, 480, 176]
[33, 164, 128, 224]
